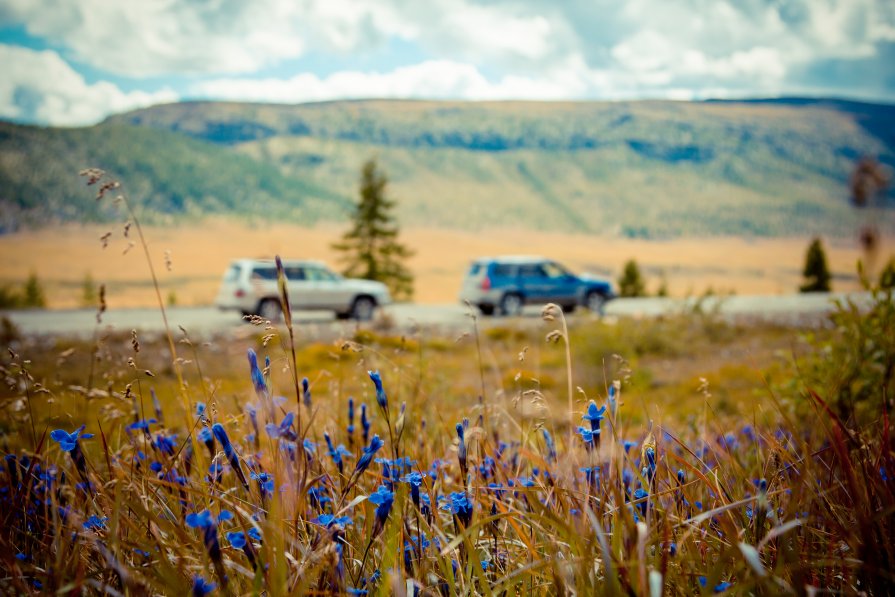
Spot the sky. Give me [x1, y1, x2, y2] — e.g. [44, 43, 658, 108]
[1, 0, 894, 126]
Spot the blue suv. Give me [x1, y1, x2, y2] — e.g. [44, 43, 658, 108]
[459, 256, 614, 316]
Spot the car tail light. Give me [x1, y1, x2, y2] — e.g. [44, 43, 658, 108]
[235, 288, 246, 298]
[480, 276, 491, 291]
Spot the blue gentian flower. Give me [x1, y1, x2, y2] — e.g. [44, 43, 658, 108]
[347, 398, 355, 438]
[266, 412, 296, 440]
[126, 418, 157, 432]
[368, 370, 387, 409]
[354, 435, 384, 477]
[698, 577, 733, 593]
[227, 531, 247, 549]
[82, 515, 107, 531]
[578, 426, 596, 450]
[212, 423, 248, 490]
[542, 429, 557, 463]
[582, 401, 606, 432]
[302, 377, 311, 409]
[360, 404, 371, 443]
[192, 575, 216, 596]
[250, 471, 274, 495]
[186, 510, 223, 565]
[368, 485, 395, 535]
[456, 423, 467, 477]
[608, 381, 619, 418]
[314, 513, 353, 527]
[401, 471, 425, 508]
[247, 349, 267, 397]
[154, 433, 177, 456]
[443, 491, 473, 527]
[643, 446, 657, 482]
[50, 425, 94, 452]
[633, 487, 649, 517]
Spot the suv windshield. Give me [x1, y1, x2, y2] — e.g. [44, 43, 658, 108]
[542, 262, 570, 278]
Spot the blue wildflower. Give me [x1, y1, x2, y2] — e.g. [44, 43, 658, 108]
[126, 418, 157, 432]
[266, 412, 297, 440]
[578, 426, 596, 451]
[212, 423, 248, 490]
[401, 471, 425, 508]
[154, 433, 177, 456]
[582, 401, 606, 432]
[227, 531, 257, 568]
[608, 381, 619, 418]
[443, 491, 473, 527]
[542, 429, 557, 463]
[347, 398, 356, 443]
[314, 513, 352, 527]
[82, 515, 107, 531]
[301, 377, 311, 409]
[250, 471, 274, 496]
[360, 404, 371, 443]
[368, 485, 395, 536]
[247, 348, 266, 397]
[192, 575, 216, 596]
[698, 577, 733, 593]
[50, 425, 94, 452]
[186, 510, 223, 565]
[633, 487, 649, 517]
[456, 423, 467, 478]
[368, 370, 388, 409]
[354, 435, 384, 477]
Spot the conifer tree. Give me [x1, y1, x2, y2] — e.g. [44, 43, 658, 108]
[332, 159, 415, 300]
[618, 259, 646, 298]
[800, 237, 832, 292]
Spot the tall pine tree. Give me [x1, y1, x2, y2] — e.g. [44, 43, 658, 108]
[332, 159, 415, 300]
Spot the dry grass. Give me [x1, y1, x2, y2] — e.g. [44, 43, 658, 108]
[0, 218, 884, 308]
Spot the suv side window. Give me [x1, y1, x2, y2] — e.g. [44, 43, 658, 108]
[285, 266, 306, 280]
[518, 264, 547, 278]
[491, 264, 516, 277]
[251, 266, 278, 280]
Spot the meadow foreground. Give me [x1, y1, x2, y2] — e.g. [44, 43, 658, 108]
[0, 280, 892, 595]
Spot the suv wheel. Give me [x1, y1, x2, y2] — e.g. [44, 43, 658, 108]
[500, 293, 524, 317]
[351, 296, 376, 321]
[258, 298, 282, 321]
[585, 291, 606, 314]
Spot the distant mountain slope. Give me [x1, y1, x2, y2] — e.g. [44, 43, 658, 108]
[2, 99, 893, 236]
[0, 121, 350, 232]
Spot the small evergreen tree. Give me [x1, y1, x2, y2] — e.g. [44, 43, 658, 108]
[618, 259, 646, 298]
[81, 272, 97, 307]
[22, 272, 46, 308]
[800, 237, 831, 292]
[332, 159, 415, 300]
[879, 256, 895, 290]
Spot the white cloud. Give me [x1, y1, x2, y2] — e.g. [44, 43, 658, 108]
[0, 45, 177, 125]
[192, 58, 589, 103]
[0, 0, 892, 125]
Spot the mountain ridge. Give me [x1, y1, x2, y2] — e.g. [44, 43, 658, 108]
[2, 98, 893, 237]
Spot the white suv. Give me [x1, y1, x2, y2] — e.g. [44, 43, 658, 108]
[214, 259, 391, 321]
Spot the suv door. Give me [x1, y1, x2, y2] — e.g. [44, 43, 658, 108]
[303, 265, 351, 310]
[283, 265, 312, 309]
[517, 263, 551, 302]
[541, 261, 579, 305]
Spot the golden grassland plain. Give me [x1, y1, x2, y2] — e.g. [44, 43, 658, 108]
[0, 219, 886, 308]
